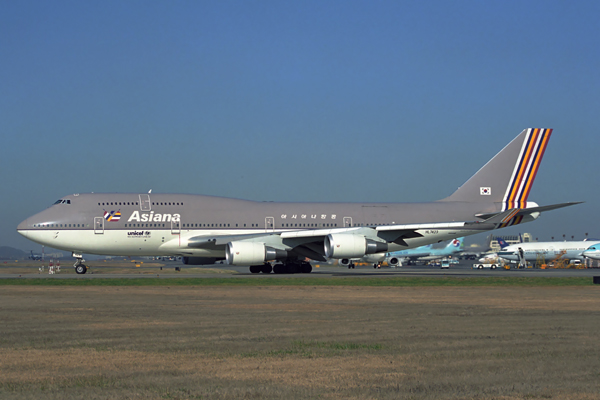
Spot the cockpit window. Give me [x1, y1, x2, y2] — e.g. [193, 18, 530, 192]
[53, 199, 71, 205]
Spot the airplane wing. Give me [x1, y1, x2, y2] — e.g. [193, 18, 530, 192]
[178, 203, 582, 263]
[181, 221, 475, 263]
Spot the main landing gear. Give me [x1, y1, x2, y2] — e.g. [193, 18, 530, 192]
[249, 261, 312, 274]
[73, 253, 88, 275]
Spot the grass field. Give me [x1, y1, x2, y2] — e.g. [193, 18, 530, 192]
[1, 284, 600, 399]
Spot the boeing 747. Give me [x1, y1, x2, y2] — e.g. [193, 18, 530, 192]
[17, 128, 579, 274]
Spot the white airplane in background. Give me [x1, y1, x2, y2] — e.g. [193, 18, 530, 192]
[497, 238, 600, 264]
[17, 128, 579, 274]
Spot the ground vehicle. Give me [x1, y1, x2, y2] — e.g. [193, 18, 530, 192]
[441, 259, 450, 269]
[472, 263, 499, 269]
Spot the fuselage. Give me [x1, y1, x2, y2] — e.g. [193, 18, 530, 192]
[582, 245, 600, 260]
[17, 193, 500, 258]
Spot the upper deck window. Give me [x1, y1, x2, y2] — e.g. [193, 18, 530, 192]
[53, 199, 71, 205]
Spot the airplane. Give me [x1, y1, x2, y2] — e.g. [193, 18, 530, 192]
[17, 128, 580, 275]
[583, 244, 600, 260]
[497, 239, 600, 264]
[385, 237, 464, 267]
[28, 250, 43, 261]
[476, 237, 515, 263]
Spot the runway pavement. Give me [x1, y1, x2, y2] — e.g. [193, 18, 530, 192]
[1, 260, 599, 279]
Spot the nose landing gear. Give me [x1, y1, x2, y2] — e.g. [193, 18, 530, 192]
[72, 253, 88, 274]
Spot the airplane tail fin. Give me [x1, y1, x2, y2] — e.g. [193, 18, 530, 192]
[448, 237, 464, 250]
[441, 128, 552, 210]
[497, 238, 509, 249]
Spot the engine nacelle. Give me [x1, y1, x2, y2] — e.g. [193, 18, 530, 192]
[225, 241, 287, 266]
[324, 234, 388, 259]
[182, 257, 218, 265]
[387, 256, 400, 266]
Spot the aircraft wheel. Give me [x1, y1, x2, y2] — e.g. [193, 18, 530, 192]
[261, 264, 273, 274]
[300, 263, 312, 274]
[273, 264, 285, 274]
[75, 264, 87, 274]
[249, 265, 261, 274]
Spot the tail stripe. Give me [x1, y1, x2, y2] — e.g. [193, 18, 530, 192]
[507, 129, 539, 208]
[521, 130, 551, 202]
[498, 214, 524, 229]
[502, 128, 552, 211]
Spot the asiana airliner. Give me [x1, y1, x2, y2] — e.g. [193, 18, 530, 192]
[17, 128, 579, 274]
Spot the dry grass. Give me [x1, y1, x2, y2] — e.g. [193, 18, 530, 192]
[1, 286, 599, 399]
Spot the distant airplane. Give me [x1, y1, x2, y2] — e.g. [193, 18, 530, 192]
[28, 250, 43, 261]
[386, 237, 464, 266]
[497, 239, 600, 264]
[583, 244, 600, 260]
[17, 128, 579, 274]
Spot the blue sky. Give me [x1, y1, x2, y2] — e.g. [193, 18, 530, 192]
[2, 0, 599, 251]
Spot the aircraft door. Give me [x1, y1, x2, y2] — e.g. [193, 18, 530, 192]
[139, 194, 151, 211]
[265, 217, 274, 232]
[94, 217, 104, 234]
[343, 217, 353, 227]
[171, 219, 180, 235]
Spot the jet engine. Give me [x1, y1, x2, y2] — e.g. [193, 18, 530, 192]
[225, 241, 287, 265]
[387, 256, 400, 267]
[324, 234, 388, 259]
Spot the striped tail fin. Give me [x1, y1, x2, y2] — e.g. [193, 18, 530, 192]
[502, 128, 552, 210]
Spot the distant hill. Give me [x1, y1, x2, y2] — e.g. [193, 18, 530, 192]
[0, 246, 27, 260]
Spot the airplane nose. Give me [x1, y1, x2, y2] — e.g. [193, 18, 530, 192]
[17, 219, 29, 238]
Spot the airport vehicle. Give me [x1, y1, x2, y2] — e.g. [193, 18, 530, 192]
[497, 239, 600, 264]
[386, 237, 464, 266]
[440, 259, 450, 269]
[17, 128, 579, 275]
[472, 262, 500, 269]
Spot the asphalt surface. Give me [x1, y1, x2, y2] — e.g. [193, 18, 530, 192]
[2, 260, 600, 279]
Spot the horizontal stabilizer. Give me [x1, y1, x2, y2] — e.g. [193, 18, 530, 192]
[476, 202, 582, 220]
